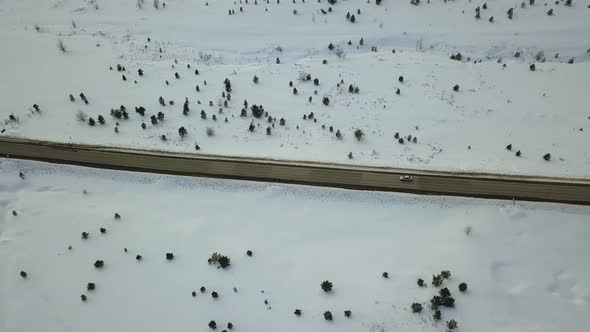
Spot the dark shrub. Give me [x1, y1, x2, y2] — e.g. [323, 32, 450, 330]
[447, 319, 458, 330]
[344, 310, 351, 318]
[432, 274, 443, 287]
[321, 280, 333, 293]
[354, 129, 364, 141]
[458, 282, 468, 292]
[324, 311, 333, 321]
[411, 303, 423, 313]
[166, 252, 174, 260]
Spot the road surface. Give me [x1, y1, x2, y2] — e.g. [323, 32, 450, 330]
[1, 137, 588, 205]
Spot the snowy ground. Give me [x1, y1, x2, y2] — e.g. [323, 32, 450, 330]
[1, 0, 589, 177]
[1, 159, 590, 332]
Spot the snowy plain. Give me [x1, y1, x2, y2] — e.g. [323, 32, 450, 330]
[0, 0, 589, 177]
[1, 159, 590, 332]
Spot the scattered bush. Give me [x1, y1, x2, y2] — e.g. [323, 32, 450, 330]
[81, 294, 87, 302]
[321, 280, 333, 293]
[417, 278, 425, 287]
[433, 310, 442, 320]
[166, 252, 174, 260]
[516, 150, 522, 157]
[344, 310, 352, 318]
[251, 104, 265, 118]
[208, 320, 216, 329]
[458, 282, 468, 292]
[266, 127, 271, 135]
[411, 303, 423, 313]
[100, 227, 107, 234]
[247, 250, 253, 256]
[322, 97, 330, 106]
[76, 110, 88, 122]
[294, 309, 302, 316]
[57, 39, 67, 53]
[20, 271, 28, 278]
[211, 291, 219, 299]
[453, 84, 460, 92]
[447, 319, 458, 330]
[253, 75, 259, 84]
[208, 252, 231, 268]
[94, 260, 104, 268]
[543, 153, 551, 161]
[439, 287, 451, 298]
[87, 282, 96, 291]
[440, 270, 451, 279]
[136, 106, 146, 116]
[136, 254, 142, 260]
[432, 274, 443, 287]
[249, 123, 255, 132]
[324, 311, 333, 321]
[224, 78, 232, 93]
[354, 129, 364, 141]
[178, 126, 188, 138]
[97, 115, 105, 125]
[88, 117, 96, 126]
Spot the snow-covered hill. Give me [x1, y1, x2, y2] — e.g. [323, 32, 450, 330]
[1, 0, 589, 177]
[1, 158, 590, 332]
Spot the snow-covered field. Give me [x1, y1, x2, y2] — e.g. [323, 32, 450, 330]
[1, 0, 589, 177]
[1, 158, 590, 332]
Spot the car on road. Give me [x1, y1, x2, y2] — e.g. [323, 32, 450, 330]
[400, 175, 413, 182]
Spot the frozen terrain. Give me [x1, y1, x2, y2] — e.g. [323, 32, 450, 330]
[1, 0, 589, 177]
[1, 159, 590, 332]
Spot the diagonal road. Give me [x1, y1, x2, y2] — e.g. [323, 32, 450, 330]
[1, 137, 589, 205]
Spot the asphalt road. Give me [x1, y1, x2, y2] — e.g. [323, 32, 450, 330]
[1, 137, 589, 205]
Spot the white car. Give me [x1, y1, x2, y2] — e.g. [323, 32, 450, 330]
[400, 175, 413, 182]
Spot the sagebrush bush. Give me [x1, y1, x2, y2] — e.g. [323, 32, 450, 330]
[321, 280, 333, 293]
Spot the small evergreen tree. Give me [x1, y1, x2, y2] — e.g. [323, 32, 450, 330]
[321, 280, 333, 292]
[322, 97, 330, 106]
[159, 96, 166, 106]
[354, 129, 364, 141]
[458, 282, 468, 292]
[411, 303, 423, 313]
[98, 115, 105, 125]
[178, 126, 187, 138]
[88, 117, 96, 126]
